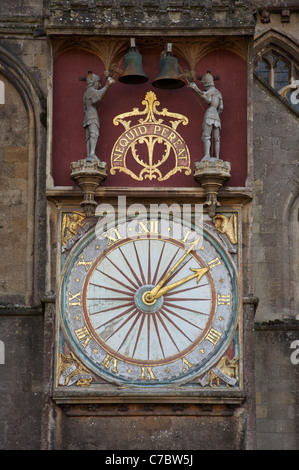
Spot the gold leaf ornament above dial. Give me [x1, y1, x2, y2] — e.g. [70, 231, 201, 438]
[110, 92, 191, 181]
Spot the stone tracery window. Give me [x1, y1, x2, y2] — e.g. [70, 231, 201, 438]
[255, 50, 299, 113]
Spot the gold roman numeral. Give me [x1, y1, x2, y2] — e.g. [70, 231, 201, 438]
[207, 257, 221, 269]
[181, 230, 193, 243]
[75, 326, 91, 348]
[182, 357, 193, 371]
[217, 294, 231, 305]
[101, 354, 118, 373]
[104, 228, 123, 246]
[137, 220, 159, 235]
[76, 254, 92, 272]
[205, 328, 222, 345]
[68, 291, 82, 307]
[139, 366, 157, 380]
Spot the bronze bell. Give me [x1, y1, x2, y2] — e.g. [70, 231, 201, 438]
[152, 43, 185, 90]
[118, 38, 148, 85]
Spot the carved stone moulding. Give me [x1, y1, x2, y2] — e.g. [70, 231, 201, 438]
[70, 159, 107, 217]
[46, 0, 255, 33]
[194, 159, 231, 218]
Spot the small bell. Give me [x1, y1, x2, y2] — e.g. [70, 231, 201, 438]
[118, 38, 148, 85]
[152, 43, 185, 90]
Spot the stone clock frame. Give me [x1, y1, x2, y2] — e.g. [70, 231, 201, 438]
[51, 202, 247, 405]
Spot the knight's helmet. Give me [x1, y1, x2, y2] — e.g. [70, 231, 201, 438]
[202, 70, 214, 87]
[87, 70, 101, 86]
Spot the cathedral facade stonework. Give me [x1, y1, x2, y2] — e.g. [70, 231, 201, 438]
[0, 1, 298, 450]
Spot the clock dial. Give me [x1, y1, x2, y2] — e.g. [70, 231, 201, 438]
[83, 237, 215, 365]
[59, 215, 239, 386]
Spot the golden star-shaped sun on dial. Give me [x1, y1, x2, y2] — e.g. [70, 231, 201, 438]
[59, 215, 239, 388]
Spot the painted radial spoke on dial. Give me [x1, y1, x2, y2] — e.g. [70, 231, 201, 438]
[147, 314, 151, 360]
[165, 297, 211, 302]
[117, 311, 155, 359]
[88, 282, 135, 297]
[165, 282, 210, 297]
[105, 254, 140, 290]
[163, 301, 210, 316]
[95, 304, 137, 330]
[89, 300, 135, 316]
[155, 311, 180, 352]
[131, 313, 147, 358]
[151, 241, 166, 285]
[152, 313, 166, 358]
[95, 267, 136, 294]
[133, 241, 146, 285]
[158, 308, 193, 343]
[147, 239, 151, 284]
[103, 309, 139, 342]
[157, 246, 181, 284]
[118, 247, 142, 287]
[90, 296, 134, 301]
[164, 257, 193, 285]
[161, 304, 203, 329]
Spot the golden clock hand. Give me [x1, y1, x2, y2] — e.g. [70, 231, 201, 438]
[149, 237, 201, 299]
[153, 267, 209, 299]
[142, 237, 201, 305]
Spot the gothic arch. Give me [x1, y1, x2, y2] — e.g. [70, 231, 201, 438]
[0, 45, 47, 306]
[253, 29, 299, 113]
[0, 45, 46, 117]
[52, 37, 127, 73]
[253, 28, 299, 64]
[283, 191, 299, 320]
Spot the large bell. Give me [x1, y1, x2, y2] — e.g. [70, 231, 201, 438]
[152, 44, 185, 90]
[118, 39, 148, 85]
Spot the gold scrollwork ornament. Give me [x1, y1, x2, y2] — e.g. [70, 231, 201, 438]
[197, 355, 239, 388]
[58, 351, 93, 387]
[61, 212, 86, 245]
[213, 214, 238, 245]
[111, 91, 191, 181]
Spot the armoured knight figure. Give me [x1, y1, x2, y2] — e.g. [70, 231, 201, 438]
[83, 71, 115, 161]
[188, 71, 223, 160]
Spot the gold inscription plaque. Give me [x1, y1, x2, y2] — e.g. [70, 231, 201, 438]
[111, 91, 191, 181]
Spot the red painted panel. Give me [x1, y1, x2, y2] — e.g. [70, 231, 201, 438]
[52, 47, 247, 187]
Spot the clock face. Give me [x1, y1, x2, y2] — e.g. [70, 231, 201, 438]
[59, 215, 239, 387]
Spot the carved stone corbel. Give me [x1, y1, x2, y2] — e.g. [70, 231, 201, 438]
[70, 159, 107, 217]
[194, 159, 231, 218]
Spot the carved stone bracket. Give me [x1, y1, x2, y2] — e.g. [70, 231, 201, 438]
[70, 159, 107, 217]
[194, 159, 231, 218]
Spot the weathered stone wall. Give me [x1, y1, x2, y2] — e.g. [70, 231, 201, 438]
[0, 311, 44, 450]
[55, 407, 249, 450]
[0, 74, 29, 305]
[252, 72, 299, 451]
[252, 2, 299, 450]
[255, 324, 299, 450]
[0, 1, 48, 449]
[0, 35, 47, 306]
[252, 78, 299, 322]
